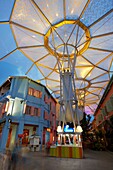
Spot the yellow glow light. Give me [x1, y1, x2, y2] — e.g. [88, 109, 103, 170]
[71, 9, 74, 14]
[33, 19, 36, 22]
[57, 125, 62, 132]
[76, 125, 83, 132]
[32, 35, 36, 38]
[56, 13, 58, 17]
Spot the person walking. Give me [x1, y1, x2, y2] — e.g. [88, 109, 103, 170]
[2, 149, 12, 170]
[11, 145, 19, 170]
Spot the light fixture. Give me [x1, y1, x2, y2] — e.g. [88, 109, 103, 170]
[8, 118, 12, 123]
[56, 13, 58, 17]
[76, 125, 83, 133]
[33, 19, 36, 22]
[32, 35, 36, 38]
[6, 95, 11, 99]
[71, 9, 74, 14]
[57, 125, 62, 132]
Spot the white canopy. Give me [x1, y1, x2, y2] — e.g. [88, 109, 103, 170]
[0, 0, 113, 115]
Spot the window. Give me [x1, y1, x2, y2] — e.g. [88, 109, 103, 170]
[28, 88, 34, 96]
[25, 106, 31, 115]
[0, 103, 6, 118]
[50, 102, 51, 110]
[50, 113, 53, 121]
[38, 108, 41, 116]
[34, 108, 41, 117]
[44, 95, 48, 103]
[39, 92, 42, 98]
[28, 88, 42, 98]
[34, 108, 38, 116]
[50, 100, 56, 112]
[34, 90, 40, 98]
[44, 111, 49, 120]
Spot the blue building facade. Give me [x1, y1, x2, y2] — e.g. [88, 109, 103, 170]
[0, 76, 57, 151]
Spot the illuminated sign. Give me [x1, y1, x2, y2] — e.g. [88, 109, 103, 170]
[64, 125, 74, 132]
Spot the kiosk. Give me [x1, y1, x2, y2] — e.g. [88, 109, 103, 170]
[50, 131, 83, 158]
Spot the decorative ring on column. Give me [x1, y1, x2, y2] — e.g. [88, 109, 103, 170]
[44, 20, 90, 58]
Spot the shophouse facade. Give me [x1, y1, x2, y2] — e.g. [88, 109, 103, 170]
[92, 75, 113, 150]
[0, 76, 57, 151]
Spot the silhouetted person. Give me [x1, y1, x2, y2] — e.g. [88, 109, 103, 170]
[3, 149, 12, 170]
[46, 140, 51, 156]
[11, 145, 18, 170]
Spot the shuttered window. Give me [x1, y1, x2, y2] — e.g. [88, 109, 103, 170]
[28, 88, 34, 96]
[34, 90, 40, 98]
[34, 108, 38, 116]
[28, 88, 42, 98]
[25, 105, 31, 115]
[44, 111, 49, 120]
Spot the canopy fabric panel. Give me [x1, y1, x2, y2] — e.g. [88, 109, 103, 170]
[0, 0, 113, 115]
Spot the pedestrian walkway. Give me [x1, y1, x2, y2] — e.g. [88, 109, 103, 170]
[16, 148, 113, 170]
[0, 148, 113, 170]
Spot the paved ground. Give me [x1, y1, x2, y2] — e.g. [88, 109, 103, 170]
[1, 148, 113, 170]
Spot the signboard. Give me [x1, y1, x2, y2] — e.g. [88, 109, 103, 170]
[29, 135, 41, 146]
